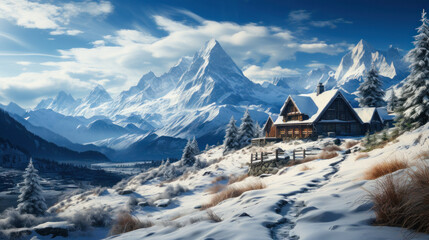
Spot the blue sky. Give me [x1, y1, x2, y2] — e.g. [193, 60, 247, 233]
[0, 0, 427, 107]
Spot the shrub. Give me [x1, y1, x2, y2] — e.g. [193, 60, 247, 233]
[206, 210, 222, 222]
[363, 158, 409, 180]
[345, 140, 359, 149]
[300, 164, 312, 171]
[201, 180, 265, 209]
[69, 206, 113, 231]
[211, 175, 228, 184]
[355, 152, 369, 161]
[318, 150, 339, 159]
[301, 150, 338, 163]
[368, 164, 429, 233]
[416, 150, 429, 161]
[0, 208, 45, 229]
[227, 174, 248, 185]
[109, 212, 153, 236]
[206, 184, 226, 194]
[159, 184, 188, 199]
[323, 145, 342, 152]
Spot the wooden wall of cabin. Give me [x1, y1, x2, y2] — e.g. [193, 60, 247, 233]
[265, 125, 277, 137]
[275, 125, 313, 139]
[320, 96, 356, 121]
[314, 122, 363, 136]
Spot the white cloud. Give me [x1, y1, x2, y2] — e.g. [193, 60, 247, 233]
[16, 61, 32, 66]
[288, 10, 352, 29]
[310, 18, 352, 28]
[0, 10, 351, 107]
[243, 65, 300, 84]
[49, 29, 83, 36]
[0, 0, 113, 35]
[289, 10, 311, 22]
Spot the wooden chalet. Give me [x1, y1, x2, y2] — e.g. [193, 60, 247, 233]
[263, 83, 365, 140]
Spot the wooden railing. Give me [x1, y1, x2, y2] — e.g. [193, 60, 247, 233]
[250, 148, 318, 165]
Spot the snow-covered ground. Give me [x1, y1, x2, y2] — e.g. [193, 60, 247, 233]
[26, 123, 429, 240]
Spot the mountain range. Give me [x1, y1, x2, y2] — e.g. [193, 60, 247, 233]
[0, 39, 409, 161]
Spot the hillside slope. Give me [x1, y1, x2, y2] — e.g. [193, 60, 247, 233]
[45, 123, 429, 240]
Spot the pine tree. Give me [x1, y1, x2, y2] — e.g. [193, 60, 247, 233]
[387, 90, 398, 112]
[180, 140, 196, 167]
[381, 126, 389, 141]
[397, 9, 429, 128]
[205, 144, 210, 151]
[238, 110, 255, 148]
[191, 137, 200, 155]
[17, 159, 47, 216]
[253, 122, 263, 138]
[358, 65, 386, 107]
[223, 116, 239, 154]
[364, 131, 372, 146]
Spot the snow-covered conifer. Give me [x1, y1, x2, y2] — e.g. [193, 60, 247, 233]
[253, 122, 263, 138]
[205, 144, 210, 151]
[180, 140, 196, 167]
[358, 65, 386, 107]
[238, 110, 255, 148]
[388, 90, 398, 112]
[191, 137, 200, 155]
[16, 158, 47, 216]
[364, 131, 372, 146]
[397, 9, 429, 128]
[223, 116, 239, 153]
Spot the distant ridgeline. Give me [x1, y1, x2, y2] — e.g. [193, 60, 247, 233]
[0, 109, 109, 163]
[0, 137, 122, 187]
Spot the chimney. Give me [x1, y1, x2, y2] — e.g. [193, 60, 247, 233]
[317, 82, 324, 95]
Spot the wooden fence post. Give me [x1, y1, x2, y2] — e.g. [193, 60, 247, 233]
[251, 154, 253, 164]
[275, 149, 279, 161]
[261, 151, 264, 162]
[303, 149, 306, 159]
[293, 149, 295, 161]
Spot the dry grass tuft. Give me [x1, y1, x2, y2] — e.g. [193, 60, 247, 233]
[302, 155, 319, 162]
[109, 212, 153, 236]
[206, 184, 226, 194]
[355, 152, 369, 161]
[211, 175, 228, 184]
[302, 150, 338, 163]
[368, 164, 429, 233]
[206, 209, 222, 222]
[323, 145, 343, 152]
[416, 150, 429, 161]
[318, 150, 339, 159]
[227, 174, 248, 185]
[363, 158, 409, 180]
[201, 180, 266, 210]
[345, 140, 359, 149]
[300, 164, 312, 171]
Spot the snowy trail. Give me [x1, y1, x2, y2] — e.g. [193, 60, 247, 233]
[269, 155, 347, 240]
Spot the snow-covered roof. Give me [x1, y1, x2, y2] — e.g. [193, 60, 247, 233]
[353, 107, 395, 124]
[376, 107, 395, 123]
[275, 89, 344, 125]
[282, 95, 318, 117]
[353, 107, 376, 123]
[263, 116, 273, 132]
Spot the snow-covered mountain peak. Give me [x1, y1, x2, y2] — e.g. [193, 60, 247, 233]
[83, 85, 112, 108]
[173, 57, 192, 69]
[333, 39, 407, 93]
[352, 39, 374, 55]
[137, 71, 158, 88]
[55, 91, 75, 103]
[198, 39, 221, 59]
